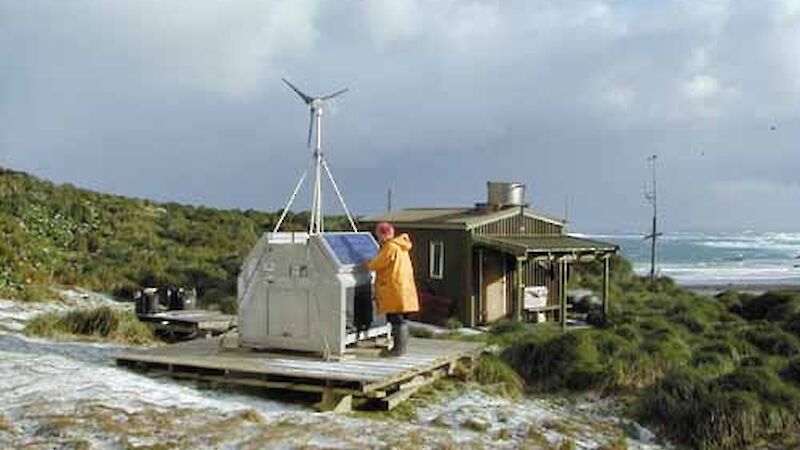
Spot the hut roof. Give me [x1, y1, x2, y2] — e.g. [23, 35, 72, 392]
[361, 206, 564, 230]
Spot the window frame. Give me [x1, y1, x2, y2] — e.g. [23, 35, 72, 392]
[429, 240, 445, 279]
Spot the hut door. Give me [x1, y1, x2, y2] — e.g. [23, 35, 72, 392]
[483, 252, 507, 322]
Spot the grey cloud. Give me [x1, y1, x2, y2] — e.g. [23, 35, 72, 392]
[1, 0, 798, 232]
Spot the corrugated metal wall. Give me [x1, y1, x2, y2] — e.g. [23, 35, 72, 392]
[473, 214, 562, 236]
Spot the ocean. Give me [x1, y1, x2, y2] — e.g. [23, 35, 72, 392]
[583, 231, 800, 287]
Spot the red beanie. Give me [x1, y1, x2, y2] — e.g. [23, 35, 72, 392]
[375, 222, 395, 239]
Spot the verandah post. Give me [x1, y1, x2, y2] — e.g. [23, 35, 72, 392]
[559, 258, 567, 330]
[602, 254, 610, 321]
[515, 256, 525, 321]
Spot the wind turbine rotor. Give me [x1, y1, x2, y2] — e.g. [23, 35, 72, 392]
[321, 88, 349, 100]
[307, 109, 315, 148]
[282, 78, 313, 105]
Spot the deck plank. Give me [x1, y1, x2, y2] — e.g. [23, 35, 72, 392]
[116, 337, 483, 387]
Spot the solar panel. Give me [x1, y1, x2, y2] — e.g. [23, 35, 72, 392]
[321, 232, 378, 266]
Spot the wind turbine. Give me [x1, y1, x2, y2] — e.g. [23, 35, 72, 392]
[273, 78, 357, 234]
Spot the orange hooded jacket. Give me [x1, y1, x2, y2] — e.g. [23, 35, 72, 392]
[365, 233, 420, 315]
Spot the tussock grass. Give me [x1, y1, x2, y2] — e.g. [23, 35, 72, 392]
[470, 354, 525, 399]
[504, 330, 606, 391]
[486, 263, 800, 449]
[597, 436, 628, 450]
[780, 357, 800, 386]
[740, 326, 800, 357]
[25, 306, 155, 345]
[733, 290, 800, 322]
[638, 367, 797, 450]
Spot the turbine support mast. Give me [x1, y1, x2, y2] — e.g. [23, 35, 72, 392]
[274, 78, 355, 235]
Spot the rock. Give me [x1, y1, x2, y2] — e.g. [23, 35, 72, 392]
[464, 417, 490, 432]
[497, 409, 512, 423]
[624, 420, 656, 443]
[430, 414, 449, 427]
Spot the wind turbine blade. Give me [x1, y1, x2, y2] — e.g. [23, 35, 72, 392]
[321, 88, 349, 100]
[307, 109, 314, 148]
[282, 78, 313, 104]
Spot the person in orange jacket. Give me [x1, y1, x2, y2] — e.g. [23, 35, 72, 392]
[363, 222, 419, 357]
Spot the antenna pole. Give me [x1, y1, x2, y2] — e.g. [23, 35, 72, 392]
[387, 187, 393, 212]
[644, 154, 661, 284]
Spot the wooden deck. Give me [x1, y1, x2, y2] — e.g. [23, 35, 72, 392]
[115, 336, 484, 411]
[136, 310, 235, 339]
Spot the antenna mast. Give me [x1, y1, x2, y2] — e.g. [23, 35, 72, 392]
[644, 154, 661, 283]
[273, 79, 357, 234]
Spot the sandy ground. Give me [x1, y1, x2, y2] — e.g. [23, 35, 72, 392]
[0, 291, 667, 449]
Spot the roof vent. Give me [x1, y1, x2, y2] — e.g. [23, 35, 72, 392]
[486, 181, 526, 208]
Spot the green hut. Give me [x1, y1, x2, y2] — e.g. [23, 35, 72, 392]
[362, 182, 618, 327]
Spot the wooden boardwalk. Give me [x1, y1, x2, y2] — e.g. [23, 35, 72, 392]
[115, 336, 484, 411]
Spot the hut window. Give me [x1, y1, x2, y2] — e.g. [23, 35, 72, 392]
[429, 241, 444, 279]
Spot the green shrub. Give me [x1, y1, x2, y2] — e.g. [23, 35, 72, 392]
[471, 354, 525, 399]
[640, 332, 692, 363]
[597, 436, 628, 450]
[488, 320, 533, 346]
[638, 317, 681, 340]
[25, 306, 155, 344]
[586, 308, 608, 327]
[780, 357, 800, 387]
[18, 284, 58, 302]
[741, 326, 800, 357]
[409, 326, 434, 338]
[503, 331, 606, 391]
[734, 290, 800, 322]
[215, 295, 238, 315]
[691, 351, 731, 372]
[740, 355, 768, 367]
[443, 317, 462, 330]
[0, 167, 353, 307]
[717, 366, 800, 408]
[638, 367, 798, 450]
[612, 323, 641, 342]
[782, 312, 800, 338]
[24, 312, 60, 338]
[490, 319, 528, 336]
[557, 438, 576, 450]
[715, 290, 750, 312]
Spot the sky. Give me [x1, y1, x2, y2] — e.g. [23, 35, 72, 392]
[2, 0, 799, 233]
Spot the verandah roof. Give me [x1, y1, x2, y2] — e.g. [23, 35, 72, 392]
[473, 234, 619, 257]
